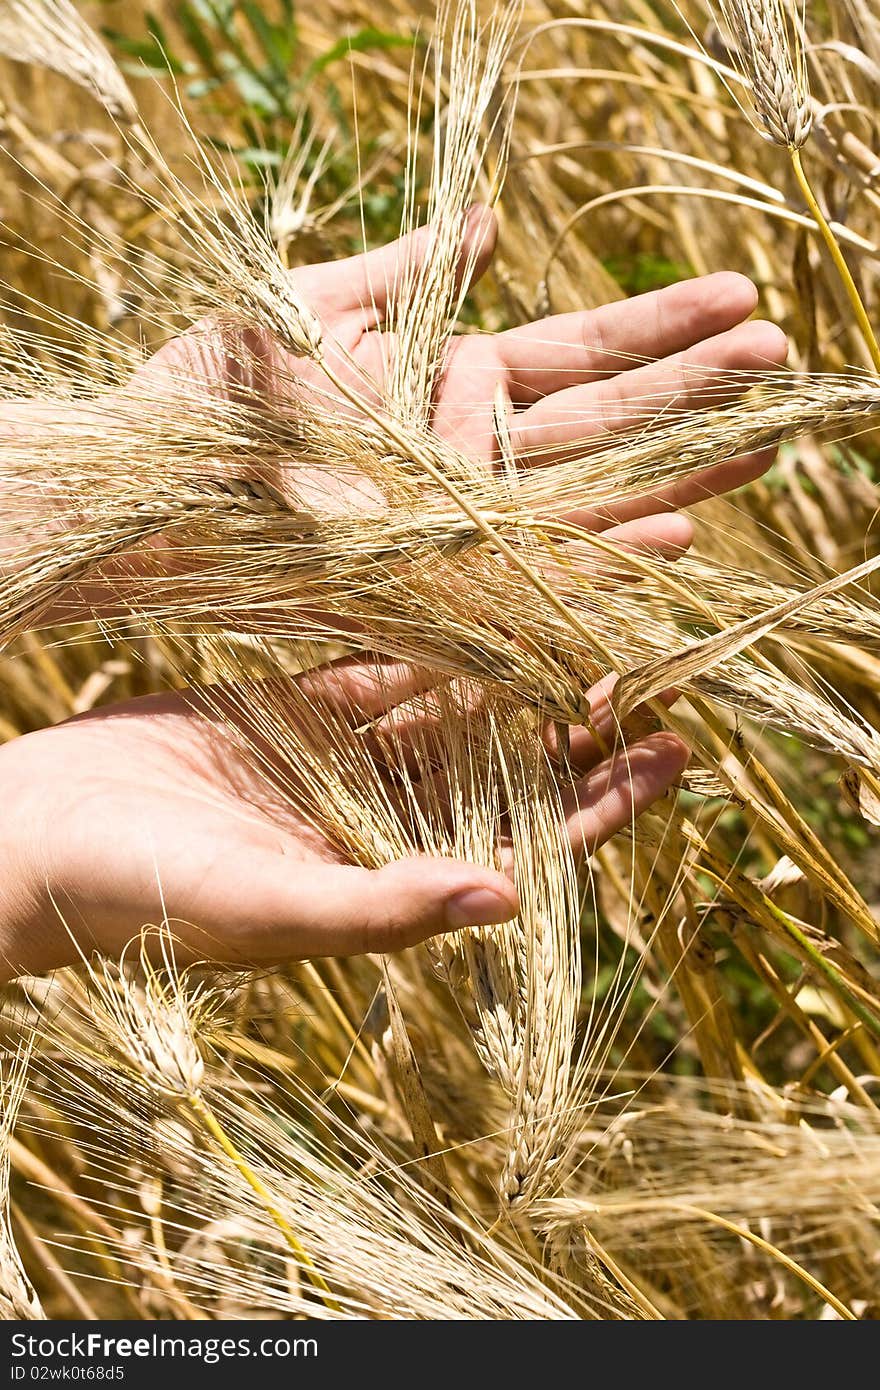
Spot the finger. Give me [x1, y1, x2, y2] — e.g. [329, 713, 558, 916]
[496, 272, 759, 404]
[431, 337, 509, 461]
[545, 677, 681, 772]
[562, 731, 690, 856]
[295, 654, 443, 724]
[179, 660, 447, 794]
[546, 513, 694, 583]
[366, 675, 682, 801]
[564, 445, 779, 532]
[638, 444, 777, 514]
[291, 205, 498, 328]
[369, 512, 693, 775]
[366, 682, 478, 777]
[197, 854, 519, 961]
[598, 512, 694, 561]
[180, 658, 442, 742]
[511, 320, 789, 466]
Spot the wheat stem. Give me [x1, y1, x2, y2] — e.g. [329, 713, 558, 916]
[186, 1091, 341, 1312]
[580, 1230, 664, 1320]
[760, 898, 880, 1042]
[672, 1206, 856, 1320]
[791, 148, 880, 373]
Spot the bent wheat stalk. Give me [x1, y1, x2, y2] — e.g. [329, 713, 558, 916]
[715, 0, 880, 370]
[80, 930, 339, 1310]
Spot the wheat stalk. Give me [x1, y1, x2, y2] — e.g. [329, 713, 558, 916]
[79, 928, 339, 1310]
[384, 0, 518, 425]
[38, 976, 585, 1318]
[3, 0, 880, 1319]
[714, 1, 880, 370]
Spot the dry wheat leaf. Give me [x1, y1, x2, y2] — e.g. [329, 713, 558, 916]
[613, 552, 880, 718]
[840, 766, 880, 827]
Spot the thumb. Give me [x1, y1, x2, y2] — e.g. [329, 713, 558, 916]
[292, 204, 498, 326]
[203, 853, 519, 963]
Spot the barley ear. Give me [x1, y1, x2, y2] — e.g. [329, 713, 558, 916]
[0, 1046, 44, 1319]
[0, 0, 138, 124]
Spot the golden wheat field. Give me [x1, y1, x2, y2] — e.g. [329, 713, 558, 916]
[1, 0, 880, 1322]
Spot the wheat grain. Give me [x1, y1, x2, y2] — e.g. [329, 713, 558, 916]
[713, 2, 813, 148]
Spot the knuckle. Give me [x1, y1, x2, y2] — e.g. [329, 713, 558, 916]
[581, 310, 607, 377]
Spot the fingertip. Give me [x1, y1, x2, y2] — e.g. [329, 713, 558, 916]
[699, 444, 777, 497]
[742, 319, 789, 367]
[380, 857, 518, 937]
[642, 729, 691, 775]
[466, 201, 498, 233]
[702, 271, 759, 320]
[748, 444, 779, 478]
[465, 203, 499, 264]
[446, 861, 519, 926]
[601, 511, 695, 558]
[444, 876, 519, 930]
[733, 445, 779, 488]
[566, 728, 691, 856]
[669, 512, 694, 551]
[644, 511, 694, 556]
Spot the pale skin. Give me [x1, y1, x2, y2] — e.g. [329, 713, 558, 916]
[0, 208, 787, 979]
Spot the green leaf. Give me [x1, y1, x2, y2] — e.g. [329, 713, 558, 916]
[185, 77, 222, 100]
[102, 20, 186, 76]
[231, 65, 284, 117]
[190, 0, 233, 22]
[178, 1, 226, 81]
[236, 146, 284, 169]
[306, 27, 418, 78]
[602, 252, 693, 295]
[240, 2, 295, 77]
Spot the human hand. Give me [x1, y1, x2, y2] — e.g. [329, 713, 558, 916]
[144, 204, 787, 563]
[0, 214, 783, 979]
[17, 210, 787, 627]
[0, 654, 687, 979]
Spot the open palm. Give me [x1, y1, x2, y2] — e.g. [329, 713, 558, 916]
[0, 654, 686, 978]
[144, 205, 786, 558]
[0, 212, 786, 977]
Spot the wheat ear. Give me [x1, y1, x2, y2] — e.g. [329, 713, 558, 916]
[0, 0, 138, 124]
[718, 1, 880, 370]
[81, 929, 339, 1311]
[0, 1045, 44, 1319]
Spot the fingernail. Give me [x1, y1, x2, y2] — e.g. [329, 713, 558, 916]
[445, 887, 515, 930]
